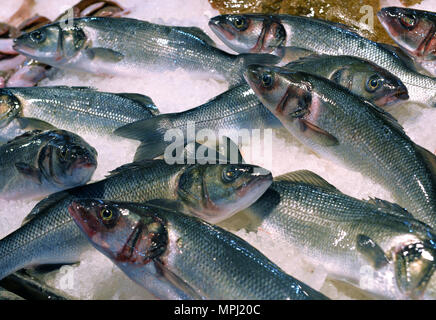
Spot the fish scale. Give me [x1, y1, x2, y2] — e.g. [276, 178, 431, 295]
[0, 86, 158, 138]
[241, 177, 436, 299]
[0, 160, 272, 281]
[13, 17, 280, 86]
[278, 15, 436, 106]
[0, 161, 182, 280]
[245, 68, 436, 229]
[70, 200, 327, 299]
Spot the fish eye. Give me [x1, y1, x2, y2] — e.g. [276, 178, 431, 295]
[366, 75, 381, 92]
[100, 208, 113, 221]
[261, 72, 274, 88]
[232, 16, 248, 30]
[400, 15, 417, 29]
[222, 166, 243, 183]
[29, 30, 46, 43]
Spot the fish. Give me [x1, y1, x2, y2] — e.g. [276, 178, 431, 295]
[12, 17, 280, 86]
[0, 159, 272, 280]
[68, 198, 328, 300]
[0, 86, 159, 140]
[209, 14, 436, 107]
[244, 65, 436, 229]
[0, 129, 97, 200]
[378, 7, 436, 77]
[285, 55, 409, 107]
[114, 84, 283, 160]
[234, 170, 436, 299]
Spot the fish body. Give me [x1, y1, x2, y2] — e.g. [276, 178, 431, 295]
[0, 129, 97, 200]
[114, 84, 282, 160]
[210, 14, 436, 106]
[0, 86, 158, 139]
[0, 160, 272, 280]
[244, 66, 436, 229]
[69, 199, 328, 300]
[378, 7, 436, 77]
[240, 171, 436, 299]
[13, 17, 279, 86]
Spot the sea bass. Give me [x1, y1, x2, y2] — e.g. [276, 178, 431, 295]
[0, 86, 159, 140]
[236, 170, 436, 299]
[0, 129, 97, 200]
[12, 17, 280, 86]
[114, 60, 406, 160]
[209, 14, 436, 107]
[114, 84, 282, 160]
[69, 199, 328, 300]
[0, 160, 272, 280]
[378, 7, 436, 77]
[244, 66, 436, 229]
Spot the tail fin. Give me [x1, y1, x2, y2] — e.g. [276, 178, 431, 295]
[114, 114, 178, 160]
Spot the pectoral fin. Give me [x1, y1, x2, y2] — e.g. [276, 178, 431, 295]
[85, 47, 124, 62]
[299, 119, 339, 147]
[16, 117, 57, 131]
[15, 162, 42, 185]
[356, 234, 389, 269]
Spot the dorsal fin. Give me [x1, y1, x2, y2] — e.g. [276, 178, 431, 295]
[174, 26, 216, 47]
[363, 100, 408, 138]
[22, 191, 69, 226]
[69, 86, 97, 91]
[284, 53, 328, 69]
[274, 170, 341, 192]
[105, 159, 166, 178]
[377, 43, 430, 74]
[365, 198, 414, 219]
[314, 18, 360, 33]
[414, 144, 436, 179]
[116, 93, 160, 115]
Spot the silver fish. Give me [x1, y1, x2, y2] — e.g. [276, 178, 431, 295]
[236, 170, 436, 299]
[209, 14, 436, 107]
[244, 65, 436, 229]
[0, 159, 272, 280]
[69, 199, 328, 300]
[12, 17, 280, 86]
[0, 129, 97, 200]
[0, 86, 159, 140]
[114, 84, 282, 160]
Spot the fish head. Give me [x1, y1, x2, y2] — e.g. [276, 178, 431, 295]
[68, 199, 168, 265]
[0, 89, 21, 128]
[177, 163, 272, 223]
[378, 7, 436, 60]
[389, 233, 436, 299]
[13, 21, 88, 66]
[244, 65, 314, 119]
[209, 14, 285, 53]
[331, 60, 409, 106]
[39, 130, 97, 188]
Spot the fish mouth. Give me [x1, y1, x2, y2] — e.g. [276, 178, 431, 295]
[235, 169, 272, 199]
[68, 200, 100, 237]
[208, 18, 236, 41]
[375, 89, 409, 106]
